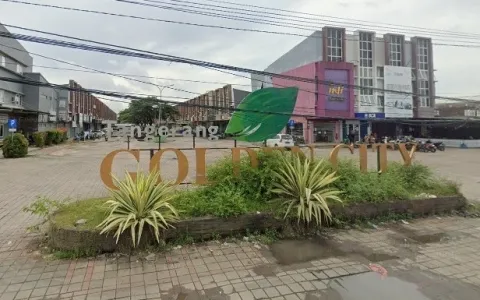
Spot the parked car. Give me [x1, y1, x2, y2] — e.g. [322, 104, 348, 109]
[266, 134, 295, 148]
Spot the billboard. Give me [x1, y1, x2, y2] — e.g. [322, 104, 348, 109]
[384, 66, 413, 118]
[325, 69, 350, 111]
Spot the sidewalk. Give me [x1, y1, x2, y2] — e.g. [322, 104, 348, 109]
[0, 216, 479, 300]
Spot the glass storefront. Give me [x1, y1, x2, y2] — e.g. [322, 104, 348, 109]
[314, 122, 335, 143]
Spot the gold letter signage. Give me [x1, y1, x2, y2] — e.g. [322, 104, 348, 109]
[100, 144, 416, 188]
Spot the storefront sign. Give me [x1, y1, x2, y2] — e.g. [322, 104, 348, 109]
[384, 66, 413, 118]
[100, 143, 416, 189]
[354, 113, 385, 119]
[325, 69, 350, 111]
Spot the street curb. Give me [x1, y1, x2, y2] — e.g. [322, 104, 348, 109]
[48, 195, 467, 253]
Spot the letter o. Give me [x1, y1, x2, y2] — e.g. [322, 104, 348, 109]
[100, 150, 140, 190]
[149, 148, 188, 185]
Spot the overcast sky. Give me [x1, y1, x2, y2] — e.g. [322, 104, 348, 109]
[1, 0, 480, 112]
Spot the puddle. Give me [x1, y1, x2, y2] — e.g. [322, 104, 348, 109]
[315, 269, 480, 300]
[161, 285, 227, 300]
[270, 239, 343, 265]
[389, 225, 450, 244]
[364, 252, 398, 263]
[269, 238, 398, 266]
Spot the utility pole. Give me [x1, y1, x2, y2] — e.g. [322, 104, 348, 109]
[155, 83, 174, 149]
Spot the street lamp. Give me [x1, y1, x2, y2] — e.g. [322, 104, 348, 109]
[153, 83, 174, 150]
[155, 83, 175, 126]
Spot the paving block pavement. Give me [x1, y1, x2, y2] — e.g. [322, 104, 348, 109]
[0, 217, 478, 299]
[1, 140, 480, 299]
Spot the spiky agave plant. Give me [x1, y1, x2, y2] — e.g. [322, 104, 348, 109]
[98, 170, 179, 247]
[271, 154, 343, 226]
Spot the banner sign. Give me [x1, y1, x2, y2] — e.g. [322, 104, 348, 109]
[384, 66, 413, 118]
[355, 113, 385, 119]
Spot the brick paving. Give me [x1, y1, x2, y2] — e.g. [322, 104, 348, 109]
[0, 140, 479, 299]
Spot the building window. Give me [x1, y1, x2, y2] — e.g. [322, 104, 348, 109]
[389, 35, 403, 66]
[417, 39, 429, 70]
[16, 64, 23, 74]
[0, 123, 3, 138]
[0, 55, 5, 67]
[359, 32, 373, 67]
[376, 67, 384, 77]
[327, 28, 343, 62]
[377, 95, 384, 106]
[418, 80, 430, 107]
[360, 78, 373, 95]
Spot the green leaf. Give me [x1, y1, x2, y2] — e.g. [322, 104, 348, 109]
[225, 87, 299, 142]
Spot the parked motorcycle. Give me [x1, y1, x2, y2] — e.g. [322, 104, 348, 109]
[426, 139, 445, 151]
[417, 141, 437, 153]
[293, 135, 306, 146]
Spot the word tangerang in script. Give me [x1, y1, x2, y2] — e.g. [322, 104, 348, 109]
[104, 123, 220, 141]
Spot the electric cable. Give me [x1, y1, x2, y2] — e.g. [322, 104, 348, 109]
[1, 26, 478, 104]
[127, 0, 480, 42]
[2, 75, 478, 127]
[2, 0, 480, 48]
[199, 0, 480, 38]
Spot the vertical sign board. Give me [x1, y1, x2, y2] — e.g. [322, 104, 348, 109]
[288, 120, 295, 129]
[384, 66, 413, 118]
[8, 119, 17, 133]
[325, 69, 350, 111]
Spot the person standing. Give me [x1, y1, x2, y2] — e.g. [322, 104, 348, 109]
[348, 129, 355, 145]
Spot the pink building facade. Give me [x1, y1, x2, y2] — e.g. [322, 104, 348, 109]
[272, 61, 355, 144]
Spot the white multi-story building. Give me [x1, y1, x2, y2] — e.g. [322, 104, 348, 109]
[251, 27, 436, 142]
[349, 30, 435, 119]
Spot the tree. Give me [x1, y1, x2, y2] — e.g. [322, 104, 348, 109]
[118, 108, 132, 124]
[118, 98, 179, 125]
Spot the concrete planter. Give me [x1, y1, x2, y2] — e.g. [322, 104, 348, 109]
[48, 195, 467, 253]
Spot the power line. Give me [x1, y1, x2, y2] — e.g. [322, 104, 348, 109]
[1, 61, 252, 87]
[0, 75, 334, 119]
[0, 41, 201, 96]
[0, 39, 335, 112]
[2, 0, 480, 48]
[4, 75, 476, 127]
[1, 25, 479, 104]
[199, 0, 480, 38]
[129, 0, 480, 42]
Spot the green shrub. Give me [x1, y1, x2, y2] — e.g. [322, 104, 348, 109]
[98, 170, 179, 247]
[52, 130, 62, 144]
[207, 151, 286, 203]
[328, 159, 458, 203]
[2, 133, 29, 158]
[61, 131, 68, 142]
[32, 132, 46, 148]
[175, 151, 459, 219]
[271, 154, 342, 225]
[45, 130, 55, 146]
[176, 186, 271, 218]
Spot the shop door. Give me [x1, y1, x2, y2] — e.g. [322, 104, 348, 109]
[314, 123, 335, 143]
[360, 121, 369, 140]
[345, 122, 360, 142]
